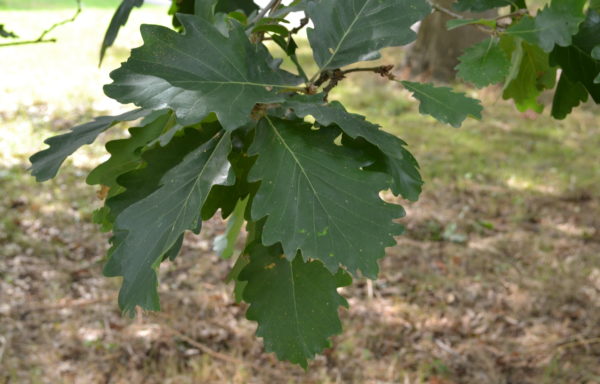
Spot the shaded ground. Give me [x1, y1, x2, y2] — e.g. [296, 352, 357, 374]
[1, 5, 600, 384]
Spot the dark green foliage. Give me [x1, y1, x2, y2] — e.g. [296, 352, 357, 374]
[29, 0, 600, 367]
[240, 242, 349, 368]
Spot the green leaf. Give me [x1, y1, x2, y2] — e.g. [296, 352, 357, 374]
[502, 42, 556, 112]
[506, 0, 586, 52]
[551, 73, 589, 120]
[107, 125, 222, 223]
[100, 0, 144, 64]
[215, 0, 257, 14]
[592, 0, 600, 11]
[201, 128, 257, 220]
[248, 117, 404, 278]
[213, 196, 248, 259]
[272, 35, 308, 82]
[104, 131, 234, 315]
[282, 94, 422, 201]
[29, 109, 150, 182]
[446, 18, 496, 31]
[456, 37, 510, 88]
[0, 24, 18, 38]
[550, 10, 600, 103]
[104, 14, 301, 130]
[306, 0, 430, 70]
[453, 0, 512, 12]
[400, 81, 483, 128]
[499, 34, 524, 90]
[593, 46, 600, 83]
[240, 242, 348, 368]
[86, 111, 172, 189]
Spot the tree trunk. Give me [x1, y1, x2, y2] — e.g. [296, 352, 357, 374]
[405, 0, 495, 82]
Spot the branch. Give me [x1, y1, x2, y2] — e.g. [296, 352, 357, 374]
[0, 0, 81, 48]
[250, 0, 280, 25]
[426, 0, 494, 34]
[318, 65, 396, 99]
[341, 65, 395, 78]
[426, 0, 463, 19]
[290, 17, 309, 35]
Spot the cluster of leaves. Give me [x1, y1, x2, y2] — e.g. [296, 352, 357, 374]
[453, 0, 600, 119]
[30, 0, 599, 367]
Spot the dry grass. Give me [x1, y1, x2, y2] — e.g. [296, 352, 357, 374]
[1, 6, 600, 384]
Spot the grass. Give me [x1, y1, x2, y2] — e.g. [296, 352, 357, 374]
[1, 6, 600, 384]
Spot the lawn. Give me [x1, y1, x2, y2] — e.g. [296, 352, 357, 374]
[1, 6, 599, 384]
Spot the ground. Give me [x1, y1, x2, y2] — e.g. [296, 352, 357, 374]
[1, 3, 600, 384]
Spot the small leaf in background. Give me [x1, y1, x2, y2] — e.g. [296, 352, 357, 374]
[456, 37, 510, 88]
[502, 42, 556, 113]
[506, 0, 586, 52]
[29, 109, 151, 182]
[400, 81, 483, 128]
[306, 0, 430, 70]
[240, 242, 348, 368]
[213, 196, 248, 260]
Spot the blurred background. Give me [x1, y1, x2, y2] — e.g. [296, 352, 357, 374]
[1, 1, 600, 383]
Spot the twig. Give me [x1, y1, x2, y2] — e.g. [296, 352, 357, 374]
[0, 0, 81, 48]
[495, 9, 528, 20]
[290, 17, 309, 35]
[341, 65, 395, 79]
[426, 0, 494, 34]
[315, 65, 396, 98]
[427, 0, 463, 19]
[162, 324, 248, 366]
[250, 0, 280, 25]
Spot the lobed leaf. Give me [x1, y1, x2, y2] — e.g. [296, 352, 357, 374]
[456, 37, 510, 88]
[306, 0, 430, 70]
[30, 109, 151, 182]
[502, 41, 556, 112]
[86, 110, 172, 189]
[506, 0, 586, 52]
[104, 130, 233, 315]
[106, 126, 220, 219]
[551, 74, 589, 120]
[248, 117, 404, 278]
[549, 10, 600, 105]
[282, 94, 422, 201]
[240, 242, 349, 368]
[400, 81, 483, 128]
[104, 14, 301, 130]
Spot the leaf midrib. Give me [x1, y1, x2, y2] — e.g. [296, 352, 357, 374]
[317, 0, 372, 71]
